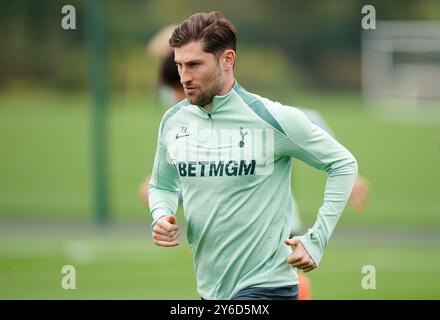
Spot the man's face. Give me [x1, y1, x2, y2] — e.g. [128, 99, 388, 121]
[174, 41, 225, 107]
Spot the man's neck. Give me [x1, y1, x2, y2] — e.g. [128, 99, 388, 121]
[202, 78, 234, 113]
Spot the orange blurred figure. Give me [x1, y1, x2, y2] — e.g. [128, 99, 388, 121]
[298, 273, 312, 300]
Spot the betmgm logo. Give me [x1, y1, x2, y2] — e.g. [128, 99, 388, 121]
[166, 122, 275, 177]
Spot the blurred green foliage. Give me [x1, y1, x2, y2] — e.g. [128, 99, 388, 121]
[1, 0, 440, 92]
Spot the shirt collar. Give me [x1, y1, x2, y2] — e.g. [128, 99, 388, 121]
[196, 80, 240, 114]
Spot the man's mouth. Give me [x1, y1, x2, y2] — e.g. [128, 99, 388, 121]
[184, 86, 198, 94]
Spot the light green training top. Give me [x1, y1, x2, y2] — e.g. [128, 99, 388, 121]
[290, 107, 336, 234]
[148, 81, 358, 300]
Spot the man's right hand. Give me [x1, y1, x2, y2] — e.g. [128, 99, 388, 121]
[152, 215, 179, 247]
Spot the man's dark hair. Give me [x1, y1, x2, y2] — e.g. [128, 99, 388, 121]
[159, 51, 181, 89]
[169, 11, 237, 55]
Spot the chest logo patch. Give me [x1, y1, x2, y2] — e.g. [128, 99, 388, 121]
[176, 126, 191, 139]
[239, 127, 248, 148]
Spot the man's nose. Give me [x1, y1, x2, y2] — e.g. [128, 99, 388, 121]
[180, 68, 192, 85]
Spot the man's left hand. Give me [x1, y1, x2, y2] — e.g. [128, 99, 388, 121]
[285, 237, 316, 273]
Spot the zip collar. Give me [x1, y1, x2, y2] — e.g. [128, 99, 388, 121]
[196, 80, 240, 115]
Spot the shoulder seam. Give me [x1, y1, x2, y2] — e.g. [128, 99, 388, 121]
[161, 100, 188, 134]
[233, 86, 287, 136]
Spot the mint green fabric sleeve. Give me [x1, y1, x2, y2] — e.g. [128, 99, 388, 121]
[270, 104, 358, 265]
[148, 112, 180, 229]
[298, 107, 335, 137]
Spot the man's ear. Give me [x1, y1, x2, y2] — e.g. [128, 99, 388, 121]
[223, 49, 236, 70]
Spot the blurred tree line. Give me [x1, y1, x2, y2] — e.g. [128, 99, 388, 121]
[0, 0, 439, 94]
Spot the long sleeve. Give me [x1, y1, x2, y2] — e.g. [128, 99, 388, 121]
[148, 115, 180, 228]
[271, 103, 358, 265]
[298, 107, 335, 137]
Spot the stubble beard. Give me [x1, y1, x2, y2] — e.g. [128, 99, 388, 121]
[188, 64, 224, 107]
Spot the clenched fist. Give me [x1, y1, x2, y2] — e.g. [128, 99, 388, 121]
[152, 215, 180, 247]
[285, 237, 316, 273]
